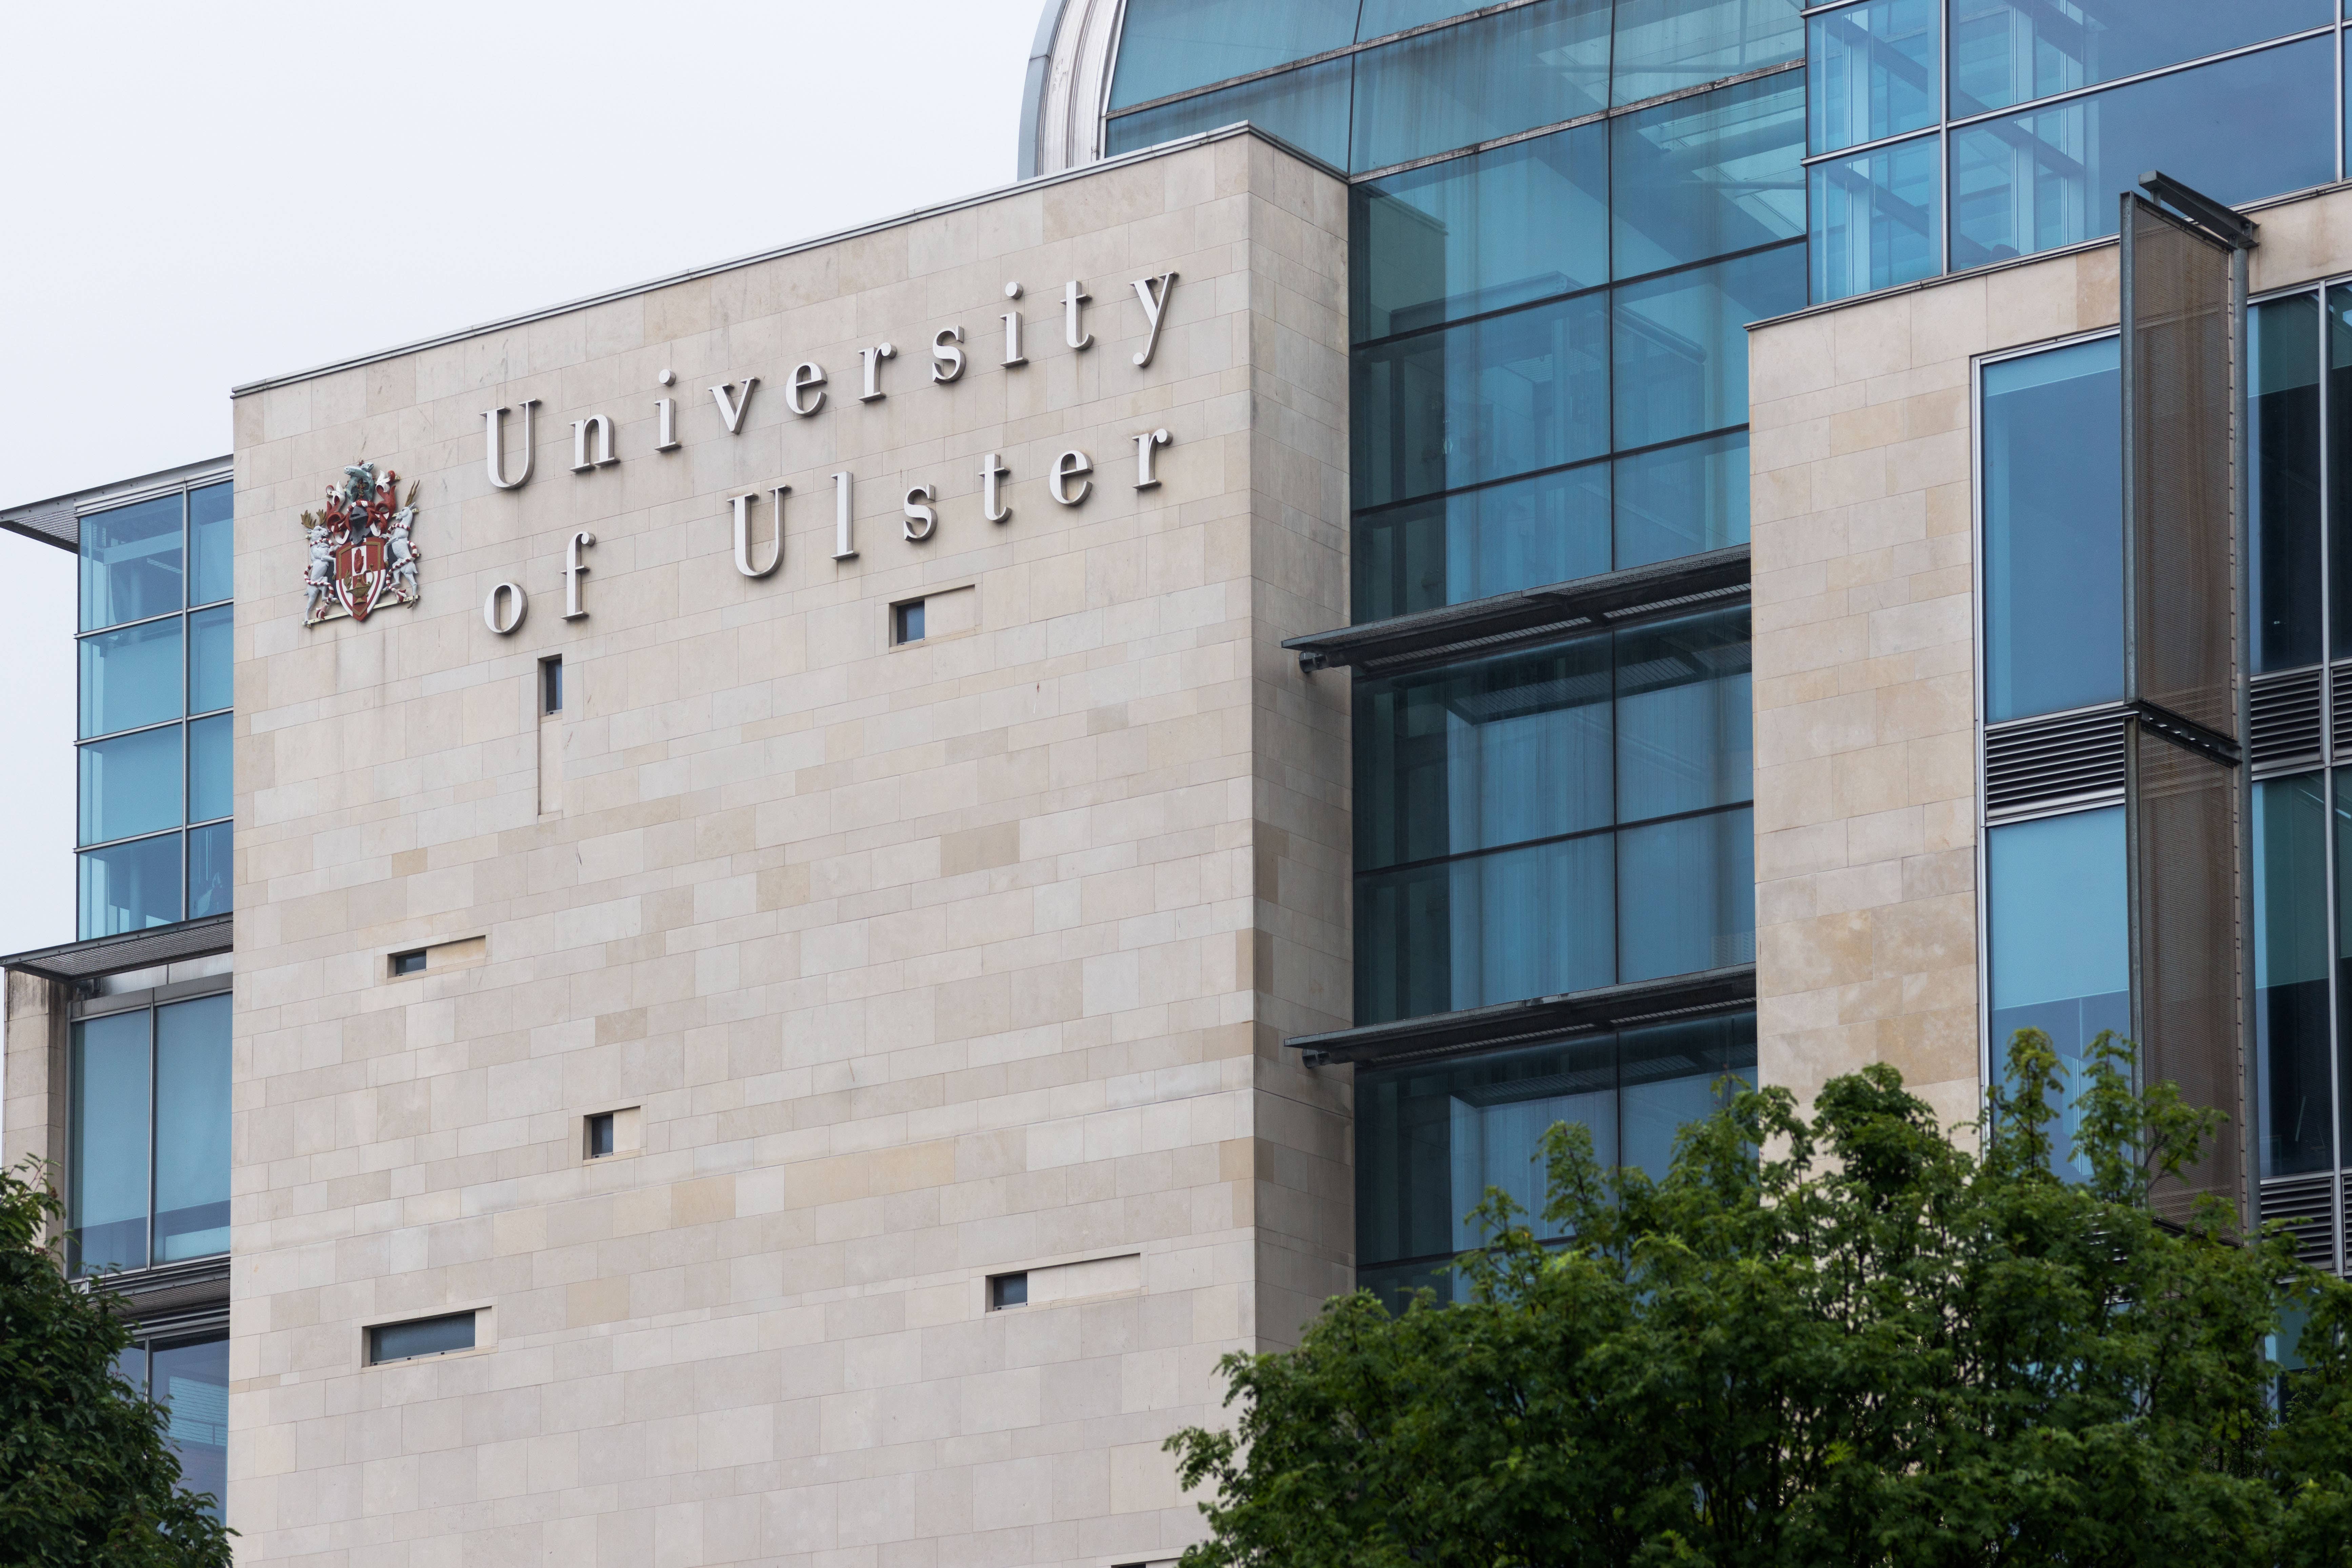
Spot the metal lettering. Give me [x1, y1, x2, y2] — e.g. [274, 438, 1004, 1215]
[483, 401, 540, 490]
[1001, 281, 1026, 367]
[1129, 272, 1178, 367]
[570, 415, 617, 471]
[1063, 280, 1092, 349]
[931, 326, 965, 384]
[860, 343, 897, 402]
[483, 581, 527, 634]
[732, 486, 787, 579]
[1049, 450, 1092, 506]
[563, 529, 596, 620]
[709, 377, 758, 433]
[784, 362, 827, 417]
[654, 397, 679, 451]
[832, 472, 857, 560]
[903, 483, 937, 542]
[981, 453, 1010, 524]
[1133, 427, 1171, 489]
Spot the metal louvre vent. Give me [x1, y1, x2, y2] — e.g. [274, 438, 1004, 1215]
[2249, 667, 2323, 776]
[1984, 707, 2127, 819]
[2261, 1174, 2337, 1271]
[2332, 663, 2352, 757]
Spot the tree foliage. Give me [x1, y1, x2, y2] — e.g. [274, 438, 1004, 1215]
[0, 1160, 234, 1567]
[1169, 1032, 2352, 1566]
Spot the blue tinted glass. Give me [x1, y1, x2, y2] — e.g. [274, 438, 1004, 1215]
[1809, 132, 1942, 302]
[1352, 123, 1608, 342]
[1354, 464, 1611, 621]
[1350, 0, 1611, 172]
[1615, 431, 1750, 567]
[79, 617, 182, 740]
[1987, 806, 2128, 1181]
[1981, 338, 2121, 721]
[1617, 807, 1755, 981]
[1354, 291, 1611, 508]
[1620, 1014, 1755, 1180]
[1950, 0, 2330, 118]
[1809, 0, 1938, 153]
[70, 1010, 150, 1274]
[1354, 635, 1614, 872]
[154, 995, 230, 1262]
[1612, 244, 1806, 450]
[2254, 775, 2331, 1178]
[187, 822, 232, 920]
[188, 713, 231, 825]
[1611, 72, 1806, 278]
[79, 833, 182, 939]
[1614, 610, 1752, 823]
[1358, 0, 1480, 38]
[187, 605, 232, 715]
[1104, 57, 1352, 168]
[80, 494, 183, 631]
[1107, 0, 1359, 108]
[1950, 38, 2336, 271]
[152, 1337, 228, 1519]
[2250, 295, 2323, 673]
[1612, 0, 1804, 107]
[2335, 767, 2352, 1148]
[371, 1312, 477, 1363]
[189, 483, 232, 606]
[1356, 835, 1614, 1023]
[80, 726, 182, 846]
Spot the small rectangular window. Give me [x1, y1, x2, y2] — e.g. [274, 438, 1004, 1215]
[540, 656, 563, 716]
[892, 599, 926, 644]
[391, 949, 427, 976]
[989, 1271, 1028, 1309]
[585, 1112, 615, 1158]
[368, 1311, 476, 1364]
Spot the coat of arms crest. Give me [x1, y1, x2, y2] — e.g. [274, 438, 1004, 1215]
[301, 462, 421, 627]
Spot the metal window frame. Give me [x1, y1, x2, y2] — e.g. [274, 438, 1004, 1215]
[64, 983, 233, 1280]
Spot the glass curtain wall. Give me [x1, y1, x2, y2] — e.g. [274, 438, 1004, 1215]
[68, 993, 232, 1275]
[79, 480, 233, 938]
[116, 1333, 229, 1519]
[1807, 0, 2344, 302]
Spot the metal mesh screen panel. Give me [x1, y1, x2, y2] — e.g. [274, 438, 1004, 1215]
[2122, 195, 2236, 740]
[2126, 721, 2244, 1226]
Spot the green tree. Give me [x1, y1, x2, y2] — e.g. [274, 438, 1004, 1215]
[0, 1160, 234, 1567]
[1169, 1032, 2352, 1566]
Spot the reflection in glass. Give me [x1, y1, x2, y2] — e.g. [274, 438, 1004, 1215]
[1987, 807, 2129, 1182]
[153, 995, 232, 1262]
[1106, 0, 1358, 109]
[1615, 609, 1753, 823]
[2335, 769, 2352, 1155]
[1809, 132, 1941, 303]
[1357, 835, 1615, 1023]
[188, 713, 232, 826]
[1358, 0, 1484, 38]
[1615, 431, 1749, 567]
[1611, 0, 1804, 107]
[1619, 807, 1756, 981]
[1611, 71, 1805, 278]
[80, 726, 182, 847]
[1353, 1014, 1756, 1307]
[1981, 337, 2121, 722]
[189, 482, 233, 607]
[79, 616, 182, 740]
[1351, 123, 1607, 342]
[150, 1337, 229, 1518]
[2327, 287, 2352, 659]
[2249, 295, 2323, 673]
[1353, 463, 1611, 621]
[1948, 0, 2330, 118]
[70, 1012, 150, 1274]
[80, 494, 182, 632]
[187, 822, 233, 920]
[1612, 243, 1806, 450]
[78, 833, 182, 939]
[2255, 776, 2332, 1178]
[1948, 38, 2334, 271]
[1104, 58, 1353, 168]
[1808, 0, 1938, 154]
[1354, 290, 1611, 508]
[188, 604, 232, 715]
[1350, 0, 1612, 173]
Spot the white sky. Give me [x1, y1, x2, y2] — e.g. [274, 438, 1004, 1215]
[0, 0, 1047, 956]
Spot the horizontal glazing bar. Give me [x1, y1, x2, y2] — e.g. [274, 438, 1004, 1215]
[1358, 800, 1755, 880]
[1944, 27, 2336, 134]
[79, 717, 186, 747]
[1349, 424, 1754, 521]
[77, 827, 183, 856]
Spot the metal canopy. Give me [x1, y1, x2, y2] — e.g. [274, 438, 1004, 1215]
[0, 914, 233, 985]
[1284, 544, 1751, 676]
[1287, 964, 1756, 1068]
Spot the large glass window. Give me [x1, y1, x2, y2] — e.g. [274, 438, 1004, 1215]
[1611, 72, 1806, 278]
[2250, 293, 2324, 674]
[1355, 1013, 1757, 1305]
[1986, 806, 2129, 1181]
[2255, 776, 2333, 1179]
[1981, 337, 2121, 723]
[1611, 0, 1804, 107]
[117, 1336, 228, 1520]
[1949, 38, 2335, 272]
[1105, 57, 1354, 168]
[1808, 0, 1939, 155]
[1612, 244, 1807, 450]
[1354, 464, 1613, 623]
[1354, 609, 1753, 1023]
[1614, 429, 1749, 568]
[67, 994, 231, 1275]
[2329, 287, 2352, 661]
[1809, 133, 1941, 303]
[1350, 0, 1612, 172]
[1106, 0, 1359, 109]
[77, 480, 234, 939]
[1948, 0, 2330, 119]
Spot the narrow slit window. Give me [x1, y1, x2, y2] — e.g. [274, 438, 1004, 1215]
[367, 1310, 476, 1364]
[540, 656, 563, 716]
[989, 1271, 1028, 1309]
[893, 599, 926, 645]
[585, 1112, 615, 1159]
[390, 949, 426, 977]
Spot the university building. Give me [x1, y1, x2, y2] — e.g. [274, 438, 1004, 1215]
[4, 1, 2349, 1560]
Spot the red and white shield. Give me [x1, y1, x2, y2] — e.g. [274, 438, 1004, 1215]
[335, 535, 389, 622]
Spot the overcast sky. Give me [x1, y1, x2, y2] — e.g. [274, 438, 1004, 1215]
[0, 0, 1047, 954]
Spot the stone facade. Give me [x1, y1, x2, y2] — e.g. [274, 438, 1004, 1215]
[219, 128, 1351, 1566]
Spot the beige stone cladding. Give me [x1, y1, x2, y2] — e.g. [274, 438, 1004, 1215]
[225, 128, 1351, 1566]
